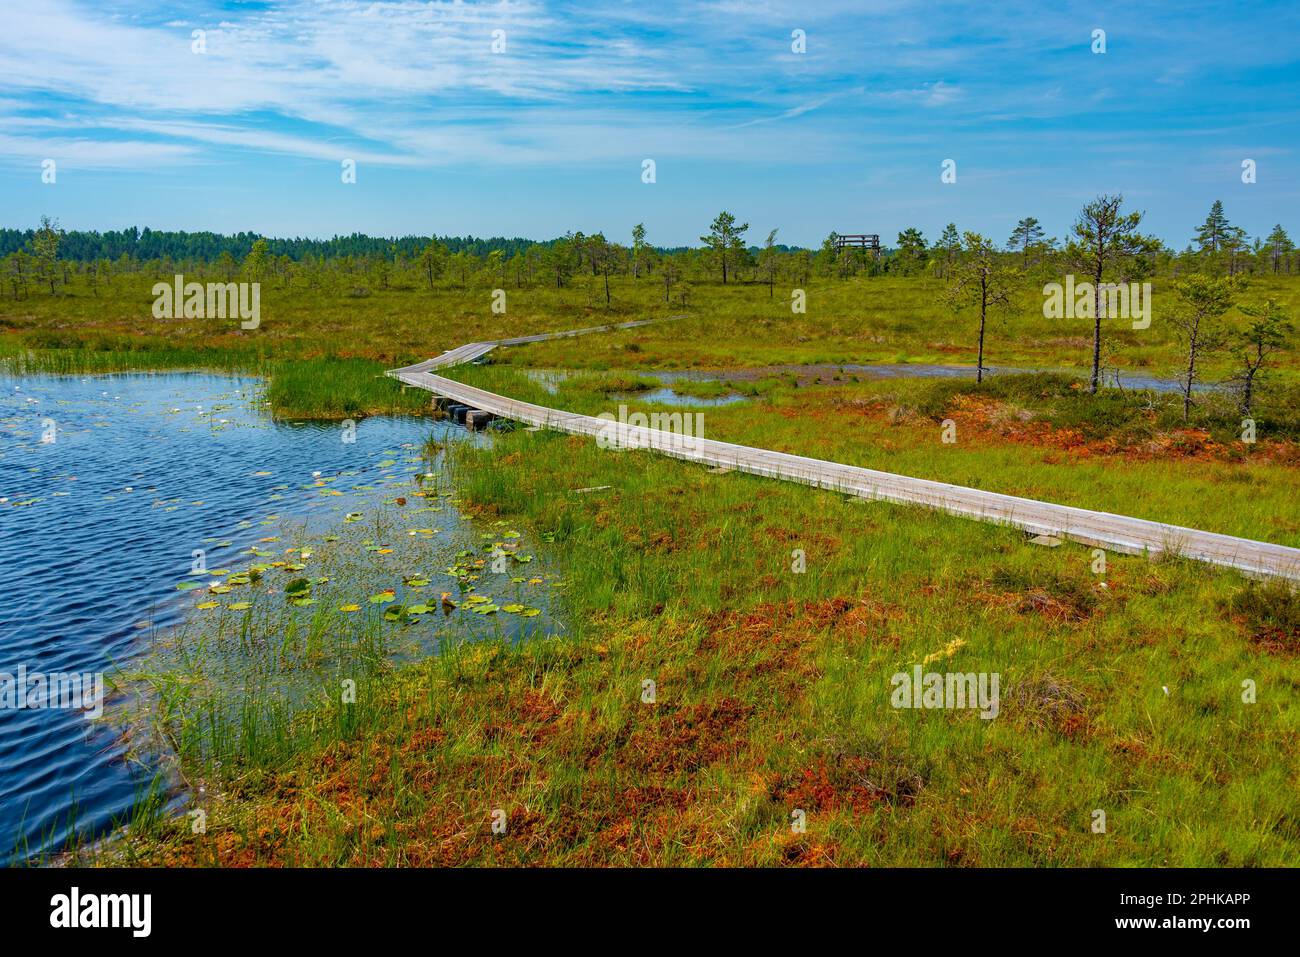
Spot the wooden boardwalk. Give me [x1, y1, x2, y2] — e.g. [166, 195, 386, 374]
[390, 320, 1300, 582]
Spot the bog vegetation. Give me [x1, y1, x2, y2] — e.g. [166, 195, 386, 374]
[5, 196, 1299, 867]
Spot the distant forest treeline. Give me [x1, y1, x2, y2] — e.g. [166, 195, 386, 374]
[0, 224, 854, 263]
[0, 227, 564, 263]
[3, 201, 1295, 300]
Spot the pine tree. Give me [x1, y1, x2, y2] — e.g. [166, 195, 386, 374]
[243, 238, 269, 282]
[1233, 299, 1293, 415]
[29, 216, 63, 294]
[946, 232, 1018, 382]
[1066, 194, 1157, 393]
[936, 223, 961, 278]
[1265, 224, 1294, 274]
[1194, 200, 1231, 254]
[759, 228, 780, 297]
[700, 212, 749, 283]
[894, 228, 928, 275]
[631, 223, 647, 278]
[1007, 216, 1044, 262]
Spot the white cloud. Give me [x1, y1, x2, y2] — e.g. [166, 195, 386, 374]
[0, 132, 197, 168]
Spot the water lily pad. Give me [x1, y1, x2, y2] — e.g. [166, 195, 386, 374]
[175, 581, 204, 591]
[369, 590, 396, 604]
[196, 600, 219, 610]
[338, 603, 361, 613]
[229, 601, 252, 611]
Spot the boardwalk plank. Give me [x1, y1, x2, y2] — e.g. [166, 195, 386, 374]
[390, 320, 1300, 582]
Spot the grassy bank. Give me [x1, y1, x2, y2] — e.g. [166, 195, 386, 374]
[0, 344, 427, 419]
[84, 422, 1300, 866]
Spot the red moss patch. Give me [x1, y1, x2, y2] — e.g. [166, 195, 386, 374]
[607, 697, 754, 774]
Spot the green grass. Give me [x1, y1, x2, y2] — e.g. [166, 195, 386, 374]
[6, 272, 1299, 384]
[83, 425, 1300, 866]
[439, 363, 1300, 545]
[566, 370, 660, 394]
[265, 358, 430, 418]
[10, 268, 1298, 867]
[0, 344, 426, 419]
[668, 378, 732, 399]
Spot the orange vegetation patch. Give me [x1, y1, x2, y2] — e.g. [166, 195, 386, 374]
[776, 756, 885, 814]
[776, 836, 843, 867]
[603, 697, 755, 775]
[701, 596, 904, 655]
[976, 585, 1099, 624]
[822, 389, 1298, 465]
[1245, 622, 1300, 657]
[942, 393, 1298, 464]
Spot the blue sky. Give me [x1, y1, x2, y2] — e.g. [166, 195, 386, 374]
[0, 0, 1296, 248]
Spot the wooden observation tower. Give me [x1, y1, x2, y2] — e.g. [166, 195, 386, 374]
[831, 233, 881, 254]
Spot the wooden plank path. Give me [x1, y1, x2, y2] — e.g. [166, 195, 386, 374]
[390, 320, 1300, 582]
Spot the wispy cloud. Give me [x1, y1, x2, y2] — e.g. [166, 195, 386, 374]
[0, 0, 1296, 244]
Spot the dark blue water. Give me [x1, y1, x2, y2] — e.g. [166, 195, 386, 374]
[0, 372, 558, 862]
